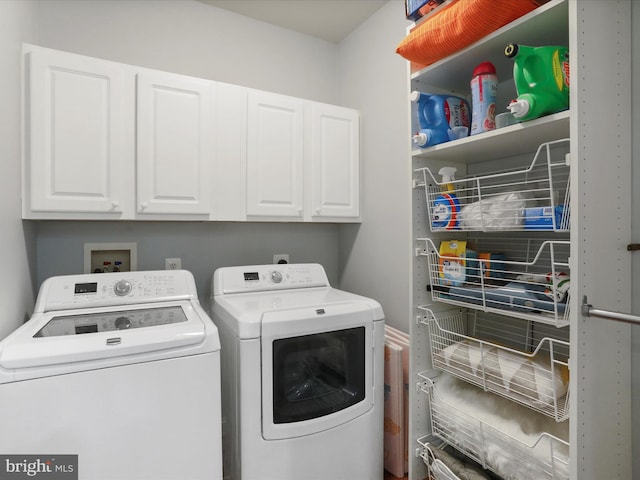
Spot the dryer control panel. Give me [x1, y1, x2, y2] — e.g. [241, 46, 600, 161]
[34, 270, 196, 312]
[213, 263, 330, 295]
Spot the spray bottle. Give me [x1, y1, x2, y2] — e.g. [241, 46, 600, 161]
[505, 43, 570, 122]
[411, 91, 470, 148]
[431, 167, 460, 230]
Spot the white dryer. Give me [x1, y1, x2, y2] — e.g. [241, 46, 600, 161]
[0, 270, 222, 480]
[211, 263, 384, 480]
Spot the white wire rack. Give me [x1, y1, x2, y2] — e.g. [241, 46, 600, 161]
[418, 308, 570, 421]
[418, 237, 571, 327]
[417, 374, 570, 480]
[418, 440, 490, 480]
[415, 139, 570, 233]
[419, 442, 451, 480]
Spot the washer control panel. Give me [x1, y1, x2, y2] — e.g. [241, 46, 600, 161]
[35, 270, 195, 312]
[35, 305, 188, 337]
[214, 263, 330, 295]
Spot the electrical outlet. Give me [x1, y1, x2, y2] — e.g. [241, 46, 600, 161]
[165, 258, 182, 270]
[273, 254, 289, 264]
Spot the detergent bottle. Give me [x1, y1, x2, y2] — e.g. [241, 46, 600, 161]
[431, 167, 461, 230]
[505, 43, 570, 122]
[470, 61, 498, 135]
[411, 91, 470, 148]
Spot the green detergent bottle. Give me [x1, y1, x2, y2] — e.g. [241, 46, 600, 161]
[505, 43, 570, 122]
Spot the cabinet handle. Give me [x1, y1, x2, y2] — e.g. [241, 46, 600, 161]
[111, 200, 120, 210]
[315, 207, 321, 215]
[140, 202, 148, 211]
[582, 296, 640, 326]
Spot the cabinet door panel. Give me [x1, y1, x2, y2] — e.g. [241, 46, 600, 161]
[212, 83, 247, 220]
[247, 91, 304, 217]
[137, 71, 212, 215]
[310, 104, 360, 219]
[27, 48, 126, 214]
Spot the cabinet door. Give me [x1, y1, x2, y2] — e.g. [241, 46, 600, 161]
[246, 91, 304, 218]
[136, 70, 213, 215]
[309, 103, 360, 219]
[26, 47, 128, 215]
[211, 82, 247, 221]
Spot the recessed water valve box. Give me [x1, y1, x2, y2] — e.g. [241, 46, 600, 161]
[84, 242, 137, 274]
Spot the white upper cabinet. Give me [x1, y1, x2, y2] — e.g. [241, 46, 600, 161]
[136, 70, 213, 216]
[245, 92, 361, 221]
[308, 103, 360, 220]
[24, 46, 131, 218]
[246, 90, 305, 218]
[23, 45, 360, 223]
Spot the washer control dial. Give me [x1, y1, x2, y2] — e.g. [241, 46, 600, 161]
[114, 316, 132, 330]
[113, 279, 133, 296]
[270, 271, 283, 284]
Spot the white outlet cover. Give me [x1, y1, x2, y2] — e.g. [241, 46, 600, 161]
[165, 258, 182, 270]
[273, 254, 289, 264]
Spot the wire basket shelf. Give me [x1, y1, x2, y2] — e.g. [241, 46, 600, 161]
[417, 374, 570, 480]
[418, 440, 488, 480]
[418, 237, 571, 327]
[415, 139, 570, 233]
[419, 308, 569, 421]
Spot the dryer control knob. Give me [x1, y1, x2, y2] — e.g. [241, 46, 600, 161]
[114, 279, 133, 296]
[114, 316, 132, 330]
[270, 271, 283, 284]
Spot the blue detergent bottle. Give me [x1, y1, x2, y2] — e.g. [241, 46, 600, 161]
[411, 91, 470, 148]
[431, 167, 461, 230]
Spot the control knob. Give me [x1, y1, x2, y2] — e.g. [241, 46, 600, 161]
[113, 279, 133, 296]
[270, 271, 283, 284]
[114, 316, 132, 330]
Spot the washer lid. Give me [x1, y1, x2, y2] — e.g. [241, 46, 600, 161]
[0, 302, 207, 370]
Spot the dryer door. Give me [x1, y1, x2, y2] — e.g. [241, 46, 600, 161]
[261, 303, 374, 439]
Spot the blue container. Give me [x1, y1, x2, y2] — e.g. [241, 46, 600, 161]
[523, 206, 566, 230]
[411, 91, 470, 148]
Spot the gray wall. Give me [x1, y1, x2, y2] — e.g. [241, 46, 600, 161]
[35, 221, 339, 310]
[336, 1, 412, 332]
[32, 0, 338, 102]
[0, 1, 37, 339]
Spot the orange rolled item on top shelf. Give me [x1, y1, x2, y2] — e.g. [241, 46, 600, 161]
[396, 0, 549, 68]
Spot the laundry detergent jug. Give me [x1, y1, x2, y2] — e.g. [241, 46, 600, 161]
[411, 91, 470, 148]
[505, 43, 570, 122]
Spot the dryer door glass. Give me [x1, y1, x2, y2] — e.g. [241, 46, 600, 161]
[272, 326, 365, 423]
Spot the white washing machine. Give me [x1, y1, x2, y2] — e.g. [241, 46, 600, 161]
[0, 270, 222, 480]
[210, 263, 384, 480]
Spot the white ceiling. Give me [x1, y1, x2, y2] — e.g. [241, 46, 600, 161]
[197, 0, 389, 43]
